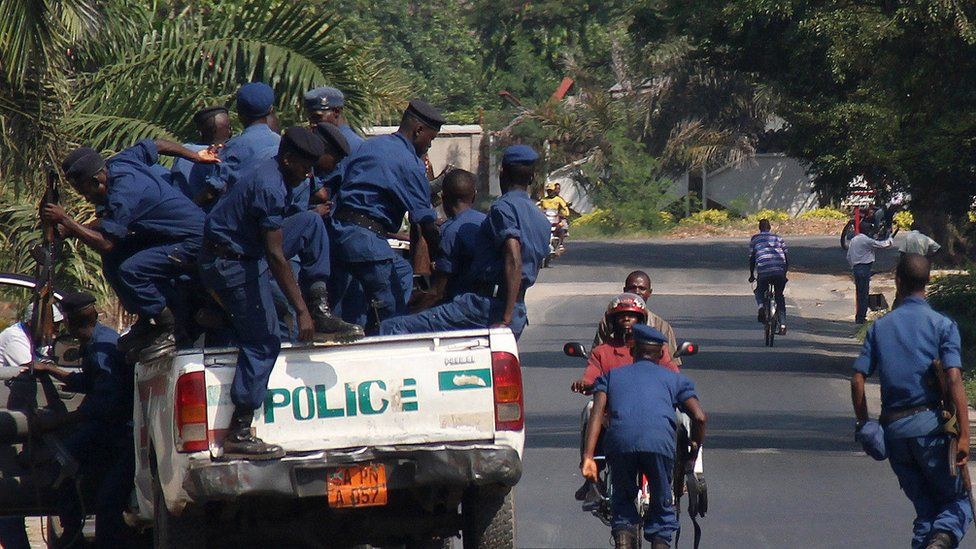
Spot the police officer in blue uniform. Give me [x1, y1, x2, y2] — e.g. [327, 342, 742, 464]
[199, 126, 362, 459]
[303, 86, 366, 207]
[379, 145, 550, 339]
[195, 82, 281, 210]
[581, 324, 707, 549]
[31, 292, 133, 547]
[171, 105, 231, 201]
[45, 139, 217, 356]
[409, 168, 486, 311]
[331, 99, 444, 328]
[851, 253, 973, 549]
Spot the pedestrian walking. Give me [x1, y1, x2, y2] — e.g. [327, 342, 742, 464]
[846, 222, 893, 323]
[850, 253, 972, 548]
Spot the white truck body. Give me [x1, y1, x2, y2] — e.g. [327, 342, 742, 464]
[133, 328, 524, 547]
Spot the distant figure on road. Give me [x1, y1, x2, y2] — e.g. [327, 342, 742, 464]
[846, 222, 893, 324]
[748, 219, 789, 334]
[899, 226, 941, 258]
[850, 254, 971, 549]
[593, 270, 681, 367]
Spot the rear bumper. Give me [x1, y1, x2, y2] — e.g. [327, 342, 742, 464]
[182, 443, 521, 502]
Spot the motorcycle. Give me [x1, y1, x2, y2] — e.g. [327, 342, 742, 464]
[543, 208, 565, 268]
[840, 203, 898, 250]
[563, 341, 707, 546]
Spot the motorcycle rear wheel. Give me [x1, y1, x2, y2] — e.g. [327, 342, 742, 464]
[840, 220, 856, 250]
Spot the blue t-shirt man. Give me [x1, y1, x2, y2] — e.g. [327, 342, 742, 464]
[437, 206, 487, 300]
[379, 146, 550, 339]
[852, 255, 972, 548]
[330, 100, 443, 325]
[583, 324, 705, 547]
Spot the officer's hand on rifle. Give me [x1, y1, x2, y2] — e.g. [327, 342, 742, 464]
[40, 203, 68, 225]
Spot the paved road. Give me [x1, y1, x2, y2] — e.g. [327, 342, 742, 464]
[514, 237, 925, 548]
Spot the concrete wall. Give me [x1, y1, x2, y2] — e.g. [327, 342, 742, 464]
[364, 124, 483, 177]
[702, 154, 818, 215]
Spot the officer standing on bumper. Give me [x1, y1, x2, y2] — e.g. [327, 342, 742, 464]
[195, 82, 281, 210]
[45, 139, 216, 357]
[331, 99, 444, 326]
[379, 145, 550, 339]
[851, 253, 972, 549]
[199, 126, 362, 460]
[30, 292, 133, 547]
[581, 324, 706, 549]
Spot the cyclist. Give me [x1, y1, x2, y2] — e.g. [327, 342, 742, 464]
[749, 219, 789, 334]
[571, 293, 675, 502]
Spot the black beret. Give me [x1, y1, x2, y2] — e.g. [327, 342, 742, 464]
[280, 126, 325, 161]
[405, 99, 445, 130]
[60, 291, 96, 316]
[315, 123, 351, 157]
[62, 147, 105, 182]
[192, 106, 228, 126]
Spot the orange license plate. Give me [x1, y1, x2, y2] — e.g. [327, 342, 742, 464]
[327, 463, 388, 508]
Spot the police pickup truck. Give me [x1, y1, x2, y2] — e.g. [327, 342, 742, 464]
[134, 328, 524, 548]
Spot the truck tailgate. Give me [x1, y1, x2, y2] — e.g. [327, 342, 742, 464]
[204, 333, 497, 453]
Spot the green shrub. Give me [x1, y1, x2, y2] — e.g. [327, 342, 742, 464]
[929, 271, 976, 365]
[798, 207, 848, 220]
[679, 209, 731, 226]
[745, 209, 790, 223]
[573, 208, 623, 233]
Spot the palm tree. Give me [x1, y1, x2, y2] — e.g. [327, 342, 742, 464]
[0, 0, 405, 303]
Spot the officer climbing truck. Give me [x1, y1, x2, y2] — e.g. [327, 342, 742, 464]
[133, 327, 525, 548]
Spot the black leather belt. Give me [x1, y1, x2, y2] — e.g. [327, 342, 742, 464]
[203, 240, 256, 261]
[473, 282, 527, 302]
[879, 404, 939, 425]
[334, 208, 388, 237]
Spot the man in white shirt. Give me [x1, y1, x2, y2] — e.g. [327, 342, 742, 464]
[846, 223, 893, 324]
[898, 228, 941, 257]
[0, 301, 63, 549]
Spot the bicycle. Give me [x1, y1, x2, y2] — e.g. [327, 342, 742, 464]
[752, 279, 779, 347]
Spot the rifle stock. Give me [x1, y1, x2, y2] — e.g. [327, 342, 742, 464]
[30, 168, 61, 362]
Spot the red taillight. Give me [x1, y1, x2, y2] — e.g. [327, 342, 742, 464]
[491, 351, 524, 431]
[175, 371, 208, 452]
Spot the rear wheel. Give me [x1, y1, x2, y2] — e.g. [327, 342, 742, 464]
[152, 468, 206, 549]
[763, 292, 775, 347]
[840, 220, 856, 250]
[461, 486, 515, 549]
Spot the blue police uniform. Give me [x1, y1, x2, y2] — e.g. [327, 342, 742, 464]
[331, 132, 436, 321]
[593, 335, 698, 543]
[379, 188, 549, 339]
[98, 139, 205, 322]
[57, 322, 134, 547]
[201, 123, 280, 206]
[437, 207, 487, 299]
[200, 156, 332, 410]
[317, 125, 365, 202]
[854, 295, 972, 547]
[171, 142, 215, 201]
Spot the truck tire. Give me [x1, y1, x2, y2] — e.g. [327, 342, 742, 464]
[461, 486, 515, 549]
[152, 473, 206, 549]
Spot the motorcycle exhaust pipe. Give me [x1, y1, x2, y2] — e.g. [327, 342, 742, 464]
[0, 410, 30, 443]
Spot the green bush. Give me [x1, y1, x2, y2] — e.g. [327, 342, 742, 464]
[929, 271, 976, 360]
[679, 209, 731, 226]
[745, 209, 790, 223]
[798, 207, 848, 220]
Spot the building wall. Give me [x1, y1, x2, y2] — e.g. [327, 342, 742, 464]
[702, 154, 818, 215]
[364, 125, 483, 177]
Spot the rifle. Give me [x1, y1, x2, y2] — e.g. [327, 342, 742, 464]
[29, 168, 62, 366]
[930, 359, 976, 514]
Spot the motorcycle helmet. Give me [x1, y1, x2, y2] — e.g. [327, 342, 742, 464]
[544, 182, 557, 191]
[605, 292, 648, 324]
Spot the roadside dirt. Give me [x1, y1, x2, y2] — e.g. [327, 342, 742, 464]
[667, 219, 846, 239]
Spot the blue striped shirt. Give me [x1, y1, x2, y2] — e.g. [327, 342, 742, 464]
[750, 231, 788, 276]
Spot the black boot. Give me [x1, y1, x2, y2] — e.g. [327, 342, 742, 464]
[307, 282, 364, 342]
[222, 408, 285, 461]
[117, 316, 152, 355]
[649, 536, 670, 549]
[612, 528, 639, 549]
[925, 531, 955, 549]
[136, 308, 178, 363]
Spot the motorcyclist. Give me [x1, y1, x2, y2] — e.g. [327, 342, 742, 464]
[571, 293, 675, 501]
[538, 182, 570, 242]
